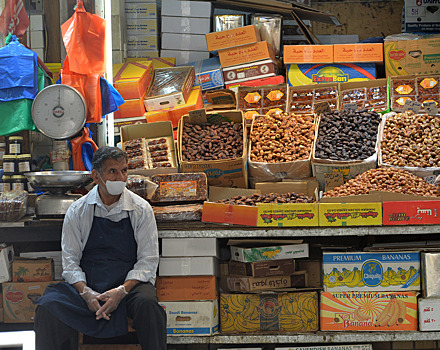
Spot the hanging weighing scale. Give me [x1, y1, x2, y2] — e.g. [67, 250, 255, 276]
[26, 84, 93, 218]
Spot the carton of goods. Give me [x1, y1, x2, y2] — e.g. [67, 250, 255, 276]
[178, 110, 247, 188]
[220, 291, 318, 333]
[227, 271, 307, 292]
[12, 258, 53, 282]
[159, 257, 219, 276]
[121, 121, 178, 177]
[229, 240, 308, 262]
[226, 75, 285, 94]
[159, 300, 218, 336]
[205, 25, 261, 52]
[145, 86, 203, 127]
[222, 58, 281, 85]
[218, 41, 276, 68]
[319, 202, 382, 226]
[237, 84, 287, 118]
[333, 43, 383, 63]
[229, 258, 295, 277]
[20, 251, 62, 281]
[113, 61, 153, 100]
[403, 0, 440, 33]
[2, 281, 59, 323]
[312, 109, 382, 191]
[275, 346, 372, 350]
[114, 98, 145, 119]
[283, 45, 333, 64]
[419, 298, 440, 331]
[153, 204, 203, 222]
[320, 291, 418, 331]
[384, 36, 440, 76]
[288, 83, 338, 114]
[156, 275, 217, 301]
[339, 79, 389, 113]
[125, 2, 157, 19]
[114, 117, 146, 136]
[126, 57, 175, 69]
[322, 251, 420, 292]
[126, 34, 158, 51]
[184, 56, 224, 91]
[0, 244, 14, 283]
[161, 33, 208, 52]
[126, 18, 157, 35]
[161, 0, 212, 18]
[160, 49, 209, 66]
[127, 50, 159, 59]
[296, 259, 321, 288]
[161, 16, 210, 35]
[162, 237, 219, 258]
[421, 252, 440, 298]
[144, 66, 195, 112]
[383, 200, 440, 225]
[286, 63, 376, 87]
[247, 113, 314, 186]
[204, 89, 237, 112]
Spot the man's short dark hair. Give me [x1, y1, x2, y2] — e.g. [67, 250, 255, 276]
[92, 147, 128, 174]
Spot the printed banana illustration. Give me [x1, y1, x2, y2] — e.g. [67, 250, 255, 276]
[375, 298, 407, 327]
[387, 302, 399, 327]
[375, 299, 395, 327]
[353, 307, 370, 321]
[396, 299, 407, 325]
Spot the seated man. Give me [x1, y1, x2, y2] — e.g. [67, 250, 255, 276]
[34, 146, 166, 350]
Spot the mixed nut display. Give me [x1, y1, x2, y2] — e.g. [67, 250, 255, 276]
[217, 192, 315, 206]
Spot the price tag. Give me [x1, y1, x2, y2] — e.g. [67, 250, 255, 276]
[324, 172, 344, 191]
[424, 101, 439, 116]
[315, 101, 331, 115]
[403, 100, 422, 114]
[343, 102, 358, 112]
[188, 109, 207, 124]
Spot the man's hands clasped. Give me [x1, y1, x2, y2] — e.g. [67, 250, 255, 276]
[80, 285, 128, 321]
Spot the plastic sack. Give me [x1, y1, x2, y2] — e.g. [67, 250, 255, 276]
[0, 35, 38, 101]
[100, 77, 124, 116]
[60, 0, 106, 75]
[69, 127, 98, 171]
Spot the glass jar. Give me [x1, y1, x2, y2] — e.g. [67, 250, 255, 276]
[0, 176, 11, 192]
[8, 136, 23, 155]
[17, 154, 31, 174]
[3, 155, 17, 175]
[0, 142, 5, 162]
[11, 175, 26, 191]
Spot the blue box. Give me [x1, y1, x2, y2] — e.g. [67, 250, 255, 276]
[182, 56, 224, 91]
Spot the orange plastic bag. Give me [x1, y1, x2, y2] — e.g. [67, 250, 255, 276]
[61, 0, 106, 75]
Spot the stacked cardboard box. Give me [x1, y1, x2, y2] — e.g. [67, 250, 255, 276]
[29, 13, 45, 61]
[419, 252, 440, 331]
[161, 0, 212, 65]
[158, 238, 219, 336]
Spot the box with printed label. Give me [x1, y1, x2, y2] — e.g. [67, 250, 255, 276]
[223, 59, 280, 85]
[125, 2, 157, 19]
[126, 18, 157, 35]
[403, 0, 440, 33]
[319, 202, 382, 226]
[127, 34, 158, 51]
[339, 79, 389, 112]
[159, 300, 218, 336]
[114, 98, 146, 119]
[229, 259, 295, 277]
[275, 346, 372, 350]
[162, 238, 219, 257]
[0, 245, 14, 283]
[20, 251, 62, 281]
[218, 41, 275, 68]
[220, 291, 318, 334]
[159, 257, 219, 276]
[156, 275, 217, 301]
[284, 45, 333, 64]
[126, 50, 159, 59]
[206, 25, 261, 52]
[320, 291, 418, 331]
[322, 251, 421, 292]
[383, 200, 440, 225]
[419, 298, 440, 331]
[126, 57, 175, 69]
[161, 0, 212, 18]
[12, 258, 53, 282]
[230, 242, 309, 263]
[333, 43, 383, 63]
[161, 33, 208, 52]
[2, 281, 59, 323]
[161, 16, 211, 35]
[183, 56, 224, 91]
[113, 61, 153, 100]
[227, 272, 307, 292]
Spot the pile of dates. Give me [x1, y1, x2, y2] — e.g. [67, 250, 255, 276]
[315, 109, 381, 161]
[217, 192, 314, 206]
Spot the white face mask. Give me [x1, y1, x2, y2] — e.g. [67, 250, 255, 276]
[99, 174, 126, 196]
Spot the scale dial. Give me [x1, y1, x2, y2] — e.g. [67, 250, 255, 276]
[31, 84, 87, 139]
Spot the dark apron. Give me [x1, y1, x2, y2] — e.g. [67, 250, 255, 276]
[36, 207, 137, 338]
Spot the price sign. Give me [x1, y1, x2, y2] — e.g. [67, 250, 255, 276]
[324, 172, 344, 191]
[315, 101, 331, 115]
[424, 101, 439, 116]
[343, 102, 358, 112]
[403, 100, 422, 114]
[189, 109, 208, 124]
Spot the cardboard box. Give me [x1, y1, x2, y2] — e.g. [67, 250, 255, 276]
[159, 257, 219, 276]
[156, 276, 217, 301]
[227, 272, 307, 292]
[384, 37, 440, 76]
[339, 79, 389, 112]
[2, 281, 58, 323]
[120, 121, 178, 176]
[218, 41, 275, 68]
[159, 300, 218, 336]
[113, 61, 153, 100]
[20, 251, 62, 281]
[178, 110, 248, 188]
[229, 240, 309, 262]
[161, 33, 208, 52]
[0, 245, 14, 283]
[126, 57, 175, 69]
[126, 18, 157, 35]
[284, 45, 334, 64]
[333, 43, 383, 63]
[161, 16, 211, 35]
[322, 251, 421, 292]
[422, 252, 440, 298]
[319, 202, 383, 226]
[113, 116, 147, 136]
[229, 259, 295, 277]
[160, 49, 209, 65]
[222, 59, 280, 85]
[206, 25, 261, 52]
[419, 298, 440, 331]
[296, 260, 321, 288]
[403, 0, 440, 33]
[287, 63, 376, 86]
[161, 0, 212, 18]
[226, 75, 285, 96]
[145, 87, 203, 127]
[144, 67, 195, 112]
[30, 30, 44, 49]
[12, 258, 53, 282]
[162, 238, 219, 257]
[125, 2, 157, 19]
[320, 291, 418, 331]
[127, 34, 158, 51]
[275, 346, 372, 350]
[114, 98, 146, 119]
[220, 291, 318, 333]
[383, 200, 440, 225]
[183, 56, 224, 91]
[126, 50, 159, 59]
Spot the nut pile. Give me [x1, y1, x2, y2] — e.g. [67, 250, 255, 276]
[315, 109, 381, 161]
[181, 122, 243, 161]
[217, 192, 315, 206]
[323, 167, 440, 198]
[250, 113, 315, 163]
[381, 111, 440, 168]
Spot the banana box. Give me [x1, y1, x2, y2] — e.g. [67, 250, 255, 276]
[419, 298, 440, 331]
[323, 252, 421, 292]
[320, 291, 418, 331]
[275, 346, 372, 350]
[220, 291, 318, 334]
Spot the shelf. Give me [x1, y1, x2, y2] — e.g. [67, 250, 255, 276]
[166, 331, 440, 344]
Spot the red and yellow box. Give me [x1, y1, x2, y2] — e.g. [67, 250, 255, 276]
[145, 87, 203, 127]
[206, 25, 261, 52]
[156, 275, 217, 301]
[284, 45, 334, 64]
[320, 291, 418, 331]
[218, 41, 275, 68]
[333, 43, 383, 63]
[383, 200, 440, 225]
[319, 202, 382, 226]
[114, 98, 146, 119]
[126, 57, 175, 69]
[113, 61, 153, 100]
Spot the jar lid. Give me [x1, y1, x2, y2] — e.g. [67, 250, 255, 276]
[17, 154, 31, 159]
[3, 155, 17, 160]
[8, 136, 24, 141]
[11, 175, 25, 180]
[1, 176, 11, 180]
